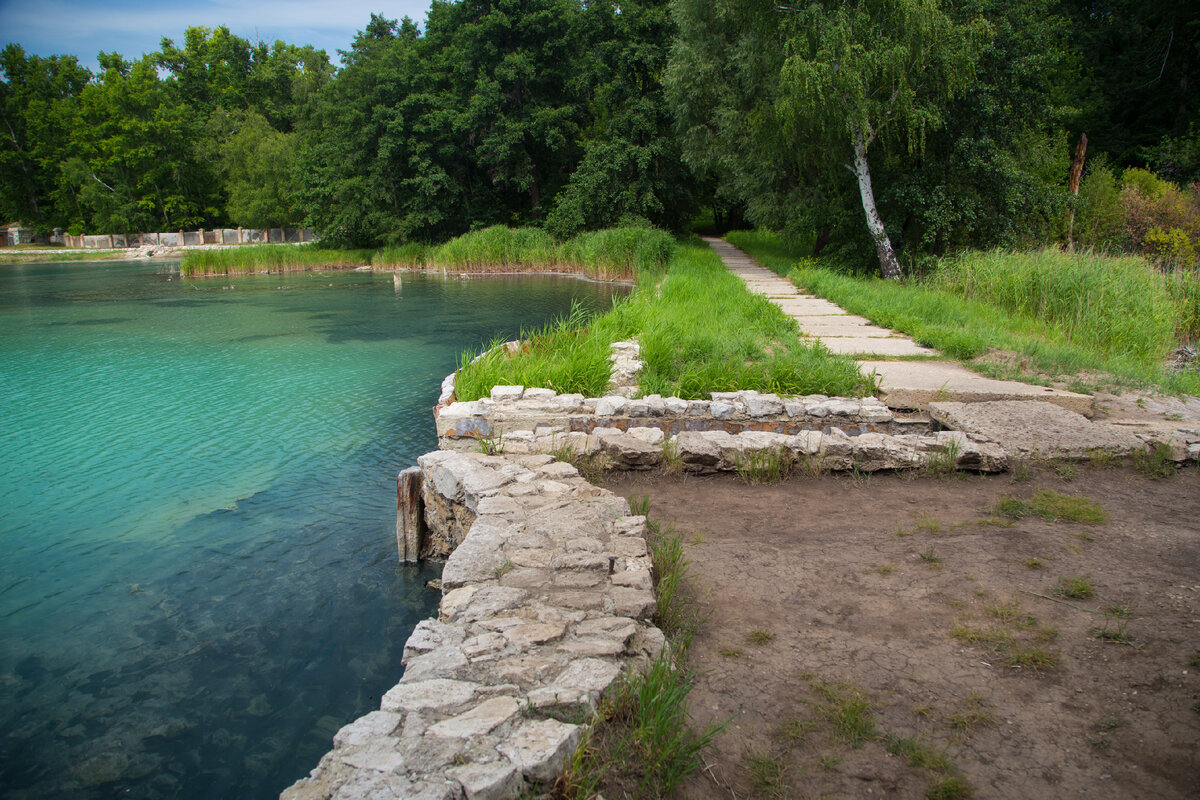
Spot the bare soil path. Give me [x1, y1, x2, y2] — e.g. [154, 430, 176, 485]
[606, 465, 1200, 799]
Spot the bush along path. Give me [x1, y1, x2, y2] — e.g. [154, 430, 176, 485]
[705, 238, 1200, 467]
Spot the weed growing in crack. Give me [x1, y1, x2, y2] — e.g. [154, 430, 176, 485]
[1133, 442, 1177, 478]
[735, 447, 792, 485]
[477, 428, 505, 455]
[920, 440, 961, 479]
[660, 436, 683, 476]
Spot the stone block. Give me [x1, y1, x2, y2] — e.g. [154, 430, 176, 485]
[594, 396, 629, 416]
[499, 719, 582, 783]
[664, 397, 689, 415]
[382, 680, 478, 714]
[448, 760, 522, 800]
[929, 400, 1138, 459]
[334, 711, 404, 748]
[744, 393, 784, 417]
[427, 696, 521, 739]
[491, 385, 525, 402]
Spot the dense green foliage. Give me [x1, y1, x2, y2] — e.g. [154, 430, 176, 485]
[455, 239, 873, 400]
[1, 30, 331, 233]
[2, 1, 1197, 274]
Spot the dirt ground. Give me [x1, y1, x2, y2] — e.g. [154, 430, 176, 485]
[605, 463, 1200, 800]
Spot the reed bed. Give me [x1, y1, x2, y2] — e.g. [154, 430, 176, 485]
[181, 225, 675, 281]
[180, 244, 374, 275]
[454, 239, 873, 402]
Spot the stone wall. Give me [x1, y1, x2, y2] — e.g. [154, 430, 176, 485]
[284, 451, 664, 800]
[62, 227, 315, 249]
[434, 385, 1011, 475]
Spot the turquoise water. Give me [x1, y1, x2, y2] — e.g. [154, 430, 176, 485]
[0, 261, 624, 798]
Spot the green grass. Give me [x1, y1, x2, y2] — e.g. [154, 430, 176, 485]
[743, 751, 787, 798]
[1052, 575, 1096, 599]
[0, 248, 124, 264]
[556, 499, 723, 800]
[727, 230, 1200, 396]
[993, 490, 1107, 524]
[885, 733, 954, 774]
[454, 238, 874, 401]
[1133, 442, 1178, 478]
[806, 679, 877, 748]
[180, 225, 674, 280]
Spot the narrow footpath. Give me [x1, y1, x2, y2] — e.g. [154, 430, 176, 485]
[703, 237, 1092, 415]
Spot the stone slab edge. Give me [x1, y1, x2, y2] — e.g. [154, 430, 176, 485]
[283, 451, 664, 800]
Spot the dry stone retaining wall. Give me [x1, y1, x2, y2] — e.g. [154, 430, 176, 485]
[284, 451, 664, 800]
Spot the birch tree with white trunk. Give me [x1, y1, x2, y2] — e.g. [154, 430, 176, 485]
[778, 0, 989, 279]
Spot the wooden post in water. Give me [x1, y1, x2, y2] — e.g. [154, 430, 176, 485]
[396, 466, 425, 562]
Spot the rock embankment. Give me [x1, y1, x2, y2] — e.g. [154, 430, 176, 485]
[283, 451, 663, 800]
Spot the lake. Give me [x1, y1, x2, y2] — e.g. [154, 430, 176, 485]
[0, 260, 624, 798]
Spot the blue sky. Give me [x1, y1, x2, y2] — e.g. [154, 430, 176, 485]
[0, 0, 431, 71]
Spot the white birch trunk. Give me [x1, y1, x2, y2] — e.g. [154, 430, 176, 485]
[851, 127, 902, 280]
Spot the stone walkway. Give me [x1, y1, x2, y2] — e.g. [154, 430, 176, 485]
[704, 237, 1092, 414]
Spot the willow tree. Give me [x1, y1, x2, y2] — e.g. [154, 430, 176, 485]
[779, 0, 988, 278]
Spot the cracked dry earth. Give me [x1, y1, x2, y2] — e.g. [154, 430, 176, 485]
[606, 465, 1200, 800]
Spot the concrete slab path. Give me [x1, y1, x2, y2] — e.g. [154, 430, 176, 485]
[704, 236, 1092, 414]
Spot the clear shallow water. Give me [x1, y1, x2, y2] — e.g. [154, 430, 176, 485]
[0, 261, 624, 798]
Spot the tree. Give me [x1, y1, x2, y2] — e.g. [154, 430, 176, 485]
[546, 0, 698, 236]
[65, 52, 220, 232]
[0, 45, 90, 230]
[777, 0, 989, 278]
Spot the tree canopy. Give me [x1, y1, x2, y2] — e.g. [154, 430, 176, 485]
[0, 0, 1195, 264]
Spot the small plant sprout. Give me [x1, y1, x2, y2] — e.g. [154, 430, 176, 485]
[919, 547, 943, 568]
[661, 436, 683, 476]
[1025, 557, 1046, 569]
[477, 427, 505, 455]
[492, 559, 514, 578]
[1052, 575, 1096, 599]
[747, 629, 775, 646]
[744, 751, 787, 798]
[1091, 603, 1134, 644]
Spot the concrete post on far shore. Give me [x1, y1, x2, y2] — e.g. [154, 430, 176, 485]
[396, 466, 425, 562]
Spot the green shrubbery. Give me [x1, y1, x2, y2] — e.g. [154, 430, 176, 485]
[1076, 166, 1200, 270]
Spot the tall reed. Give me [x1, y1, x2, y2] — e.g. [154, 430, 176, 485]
[180, 244, 373, 275]
[181, 226, 675, 281]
